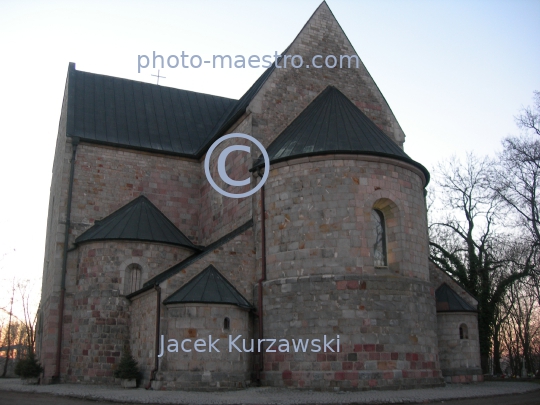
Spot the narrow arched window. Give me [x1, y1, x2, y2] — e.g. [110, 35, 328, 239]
[372, 209, 387, 267]
[127, 263, 142, 294]
[224, 317, 230, 331]
[459, 323, 468, 339]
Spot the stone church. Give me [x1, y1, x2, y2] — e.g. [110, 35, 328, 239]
[37, 2, 483, 390]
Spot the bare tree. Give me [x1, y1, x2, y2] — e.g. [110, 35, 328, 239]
[429, 154, 530, 373]
[1, 280, 15, 378]
[16, 280, 37, 351]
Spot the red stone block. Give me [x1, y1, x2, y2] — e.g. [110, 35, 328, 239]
[345, 371, 357, 380]
[368, 353, 380, 360]
[336, 281, 347, 290]
[317, 354, 326, 362]
[363, 344, 375, 352]
[282, 370, 292, 380]
[334, 372, 345, 380]
[342, 362, 353, 370]
[346, 280, 358, 289]
[368, 379, 377, 387]
[354, 361, 364, 370]
[354, 344, 363, 352]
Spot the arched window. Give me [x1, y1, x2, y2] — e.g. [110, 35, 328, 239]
[126, 263, 142, 294]
[223, 317, 230, 331]
[459, 323, 469, 339]
[372, 209, 387, 267]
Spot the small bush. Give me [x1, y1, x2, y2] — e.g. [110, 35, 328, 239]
[14, 351, 43, 379]
[114, 346, 139, 380]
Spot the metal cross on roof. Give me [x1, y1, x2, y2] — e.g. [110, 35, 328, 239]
[151, 70, 166, 85]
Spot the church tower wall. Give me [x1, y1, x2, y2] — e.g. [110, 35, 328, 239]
[260, 157, 443, 390]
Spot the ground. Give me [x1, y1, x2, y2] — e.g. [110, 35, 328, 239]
[0, 379, 539, 404]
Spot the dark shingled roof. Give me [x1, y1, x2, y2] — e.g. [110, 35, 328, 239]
[75, 195, 198, 250]
[252, 86, 429, 183]
[163, 265, 252, 309]
[435, 283, 477, 313]
[65, 63, 237, 157]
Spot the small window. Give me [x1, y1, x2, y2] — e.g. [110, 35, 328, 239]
[224, 317, 230, 331]
[459, 323, 468, 339]
[372, 209, 387, 267]
[127, 263, 142, 294]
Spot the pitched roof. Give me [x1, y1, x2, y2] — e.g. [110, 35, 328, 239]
[252, 86, 429, 182]
[65, 64, 237, 157]
[435, 283, 477, 313]
[75, 195, 198, 249]
[163, 265, 252, 309]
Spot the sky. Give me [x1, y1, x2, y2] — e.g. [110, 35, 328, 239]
[0, 0, 539, 306]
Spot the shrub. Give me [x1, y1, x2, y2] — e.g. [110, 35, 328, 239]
[14, 351, 43, 379]
[114, 346, 139, 380]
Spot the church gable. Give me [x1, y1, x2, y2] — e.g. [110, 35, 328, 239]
[248, 1, 407, 149]
[252, 86, 427, 181]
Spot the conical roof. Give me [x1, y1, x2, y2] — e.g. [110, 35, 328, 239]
[163, 265, 252, 309]
[75, 195, 198, 249]
[435, 283, 477, 312]
[253, 86, 429, 182]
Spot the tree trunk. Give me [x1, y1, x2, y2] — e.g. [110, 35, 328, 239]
[1, 297, 13, 378]
[493, 329, 503, 374]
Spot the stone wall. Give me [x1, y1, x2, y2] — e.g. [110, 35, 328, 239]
[199, 115, 254, 245]
[436, 313, 482, 383]
[429, 263, 482, 383]
[71, 143, 201, 244]
[259, 156, 441, 389]
[264, 157, 429, 281]
[157, 303, 252, 390]
[248, 2, 406, 150]
[160, 227, 256, 302]
[38, 66, 74, 382]
[60, 240, 192, 383]
[130, 288, 158, 385]
[262, 275, 442, 390]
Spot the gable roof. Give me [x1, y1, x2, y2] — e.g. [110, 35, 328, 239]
[65, 64, 237, 157]
[252, 86, 429, 182]
[75, 195, 198, 250]
[435, 283, 477, 313]
[163, 265, 252, 309]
